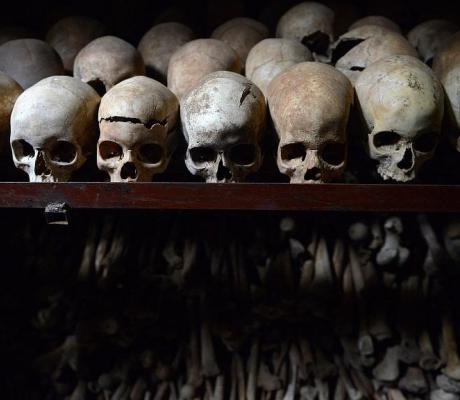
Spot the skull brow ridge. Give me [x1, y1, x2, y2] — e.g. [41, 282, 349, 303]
[99, 116, 168, 129]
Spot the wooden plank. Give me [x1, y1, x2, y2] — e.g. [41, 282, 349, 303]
[0, 183, 458, 211]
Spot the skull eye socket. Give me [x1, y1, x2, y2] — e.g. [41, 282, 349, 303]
[50, 141, 77, 163]
[281, 142, 306, 162]
[190, 147, 216, 164]
[12, 139, 34, 160]
[414, 132, 438, 153]
[321, 143, 346, 166]
[99, 141, 123, 160]
[228, 144, 257, 166]
[373, 131, 401, 148]
[138, 143, 163, 164]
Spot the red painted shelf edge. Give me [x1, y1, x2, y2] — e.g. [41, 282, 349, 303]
[0, 182, 458, 212]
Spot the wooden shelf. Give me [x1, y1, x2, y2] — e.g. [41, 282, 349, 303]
[0, 182, 458, 212]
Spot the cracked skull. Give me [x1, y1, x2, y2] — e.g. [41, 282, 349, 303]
[10, 76, 100, 182]
[355, 55, 444, 182]
[267, 62, 353, 183]
[276, 2, 334, 61]
[98, 76, 179, 182]
[74, 36, 145, 95]
[331, 25, 418, 85]
[181, 71, 266, 183]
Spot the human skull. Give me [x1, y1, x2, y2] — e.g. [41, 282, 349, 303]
[349, 16, 401, 33]
[276, 2, 334, 61]
[181, 71, 266, 183]
[98, 76, 179, 182]
[10, 76, 100, 182]
[408, 19, 459, 65]
[74, 36, 145, 95]
[267, 62, 353, 183]
[0, 39, 65, 89]
[355, 55, 444, 182]
[245, 38, 313, 97]
[0, 72, 22, 152]
[138, 22, 194, 83]
[331, 25, 418, 84]
[46, 16, 106, 73]
[168, 39, 241, 100]
[211, 18, 269, 67]
[432, 32, 460, 152]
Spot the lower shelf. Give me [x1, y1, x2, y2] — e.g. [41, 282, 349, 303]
[0, 183, 458, 211]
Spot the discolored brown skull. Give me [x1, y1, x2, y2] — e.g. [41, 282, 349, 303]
[167, 39, 241, 100]
[331, 25, 418, 84]
[46, 16, 106, 73]
[267, 62, 353, 184]
[74, 36, 145, 95]
[0, 72, 22, 152]
[408, 19, 458, 66]
[355, 55, 444, 182]
[0, 39, 65, 89]
[98, 76, 179, 182]
[10, 76, 100, 182]
[211, 17, 269, 68]
[181, 71, 266, 183]
[138, 22, 194, 83]
[245, 38, 313, 97]
[276, 1, 334, 61]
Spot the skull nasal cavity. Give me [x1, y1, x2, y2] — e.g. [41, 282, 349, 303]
[35, 152, 50, 175]
[397, 148, 414, 171]
[304, 167, 321, 181]
[217, 161, 232, 181]
[120, 162, 138, 179]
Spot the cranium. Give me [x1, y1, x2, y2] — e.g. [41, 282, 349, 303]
[433, 32, 460, 152]
[181, 71, 266, 183]
[276, 1, 334, 61]
[46, 16, 106, 73]
[167, 39, 241, 100]
[211, 17, 269, 67]
[0, 72, 22, 152]
[138, 22, 194, 83]
[74, 35, 145, 95]
[355, 55, 444, 182]
[267, 62, 353, 183]
[98, 76, 179, 182]
[331, 25, 418, 84]
[349, 16, 401, 33]
[245, 38, 313, 97]
[0, 39, 64, 89]
[408, 19, 458, 65]
[10, 76, 100, 182]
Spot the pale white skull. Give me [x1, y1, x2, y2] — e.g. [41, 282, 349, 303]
[245, 38, 313, 97]
[331, 25, 418, 85]
[46, 16, 106, 73]
[349, 16, 401, 33]
[432, 32, 460, 152]
[0, 39, 65, 89]
[267, 62, 353, 183]
[10, 76, 100, 182]
[355, 55, 444, 182]
[276, 2, 334, 61]
[74, 36, 145, 95]
[408, 19, 459, 65]
[181, 71, 266, 183]
[98, 76, 179, 182]
[138, 22, 194, 83]
[0, 72, 22, 153]
[211, 18, 269, 67]
[167, 39, 241, 100]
